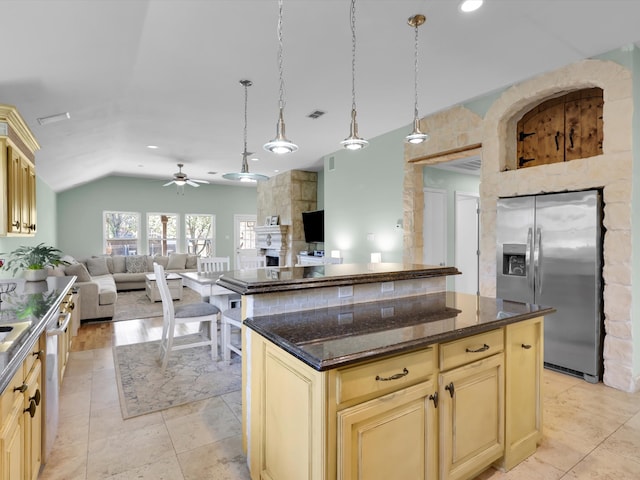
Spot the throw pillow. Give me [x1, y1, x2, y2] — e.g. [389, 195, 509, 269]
[185, 255, 197, 269]
[111, 255, 126, 273]
[65, 263, 91, 282]
[167, 253, 187, 270]
[60, 254, 78, 265]
[125, 255, 147, 273]
[153, 255, 169, 268]
[86, 256, 110, 276]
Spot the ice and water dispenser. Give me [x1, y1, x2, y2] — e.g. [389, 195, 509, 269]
[501, 244, 526, 276]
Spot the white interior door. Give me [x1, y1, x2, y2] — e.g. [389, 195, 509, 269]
[454, 192, 479, 294]
[423, 188, 447, 266]
[234, 214, 257, 269]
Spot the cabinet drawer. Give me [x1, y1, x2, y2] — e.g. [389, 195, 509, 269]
[336, 347, 436, 406]
[440, 329, 504, 371]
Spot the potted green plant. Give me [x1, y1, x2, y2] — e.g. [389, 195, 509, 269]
[1, 243, 65, 281]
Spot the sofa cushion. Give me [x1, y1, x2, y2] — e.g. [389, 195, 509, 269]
[91, 274, 117, 305]
[111, 255, 126, 273]
[125, 255, 147, 273]
[185, 255, 197, 270]
[153, 255, 169, 269]
[112, 272, 149, 284]
[65, 263, 91, 282]
[86, 256, 110, 276]
[167, 253, 187, 270]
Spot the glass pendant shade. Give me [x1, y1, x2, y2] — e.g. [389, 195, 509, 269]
[406, 117, 429, 144]
[264, 107, 298, 154]
[341, 108, 369, 150]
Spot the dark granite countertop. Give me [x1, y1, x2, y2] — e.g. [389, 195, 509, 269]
[216, 263, 460, 295]
[245, 291, 555, 371]
[0, 276, 75, 393]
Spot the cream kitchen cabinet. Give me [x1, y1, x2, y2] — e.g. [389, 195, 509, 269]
[0, 335, 44, 480]
[0, 104, 40, 237]
[438, 328, 505, 480]
[502, 317, 543, 470]
[248, 317, 544, 480]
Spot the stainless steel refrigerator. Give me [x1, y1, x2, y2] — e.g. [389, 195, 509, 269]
[496, 190, 603, 383]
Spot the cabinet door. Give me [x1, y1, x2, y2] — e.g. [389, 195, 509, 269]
[23, 161, 36, 234]
[439, 354, 504, 480]
[517, 99, 565, 168]
[6, 146, 22, 234]
[23, 360, 42, 480]
[564, 89, 604, 161]
[337, 380, 437, 480]
[503, 317, 543, 470]
[0, 396, 24, 480]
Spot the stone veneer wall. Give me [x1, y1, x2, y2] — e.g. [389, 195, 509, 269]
[256, 170, 318, 266]
[404, 59, 637, 392]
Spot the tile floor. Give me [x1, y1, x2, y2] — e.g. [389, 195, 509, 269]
[39, 325, 640, 480]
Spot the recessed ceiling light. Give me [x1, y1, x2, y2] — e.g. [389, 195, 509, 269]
[147, 145, 159, 149]
[36, 112, 70, 126]
[251, 156, 259, 162]
[207, 171, 218, 175]
[274, 169, 280, 173]
[459, 0, 483, 13]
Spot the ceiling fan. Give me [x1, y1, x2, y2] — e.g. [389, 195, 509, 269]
[163, 163, 209, 192]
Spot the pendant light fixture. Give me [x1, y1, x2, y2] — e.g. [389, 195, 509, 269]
[264, 0, 298, 155]
[341, 0, 368, 150]
[223, 80, 269, 182]
[405, 14, 429, 145]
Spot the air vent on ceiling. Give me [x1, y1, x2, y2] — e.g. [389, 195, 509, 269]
[307, 110, 326, 119]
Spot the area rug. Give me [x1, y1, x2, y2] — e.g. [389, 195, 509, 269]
[113, 335, 241, 419]
[112, 287, 203, 322]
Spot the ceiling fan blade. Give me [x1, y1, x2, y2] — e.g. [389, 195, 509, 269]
[186, 180, 200, 187]
[163, 180, 176, 186]
[191, 179, 210, 184]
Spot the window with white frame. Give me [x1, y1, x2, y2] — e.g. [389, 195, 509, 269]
[104, 211, 140, 255]
[147, 213, 178, 256]
[185, 214, 215, 256]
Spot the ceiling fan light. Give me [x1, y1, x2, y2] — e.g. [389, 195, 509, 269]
[264, 108, 298, 154]
[174, 180, 186, 186]
[459, 0, 483, 13]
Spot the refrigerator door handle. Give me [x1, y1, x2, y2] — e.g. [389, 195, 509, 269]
[526, 227, 534, 290]
[534, 227, 542, 294]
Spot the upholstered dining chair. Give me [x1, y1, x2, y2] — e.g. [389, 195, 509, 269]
[153, 263, 220, 370]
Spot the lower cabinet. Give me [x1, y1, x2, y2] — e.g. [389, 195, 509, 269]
[502, 317, 543, 470]
[248, 318, 542, 480]
[0, 336, 44, 480]
[337, 380, 438, 480]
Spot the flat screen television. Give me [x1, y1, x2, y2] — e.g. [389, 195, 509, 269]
[302, 210, 324, 244]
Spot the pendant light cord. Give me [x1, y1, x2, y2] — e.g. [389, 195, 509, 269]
[278, 0, 286, 111]
[350, 0, 357, 112]
[413, 20, 420, 120]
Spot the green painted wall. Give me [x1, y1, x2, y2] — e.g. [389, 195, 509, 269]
[56, 176, 257, 260]
[323, 126, 406, 264]
[0, 177, 57, 279]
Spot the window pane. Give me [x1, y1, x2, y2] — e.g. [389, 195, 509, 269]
[185, 214, 215, 256]
[239, 220, 256, 249]
[105, 212, 139, 255]
[148, 214, 178, 256]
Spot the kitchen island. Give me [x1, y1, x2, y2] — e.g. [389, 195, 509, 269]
[216, 263, 554, 480]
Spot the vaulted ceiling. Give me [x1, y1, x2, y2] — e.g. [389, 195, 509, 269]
[3, 0, 640, 192]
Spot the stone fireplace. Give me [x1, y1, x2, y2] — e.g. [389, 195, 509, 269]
[403, 58, 637, 392]
[256, 170, 318, 267]
[254, 225, 289, 266]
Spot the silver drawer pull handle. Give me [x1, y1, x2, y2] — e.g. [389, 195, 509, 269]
[466, 343, 490, 353]
[375, 368, 409, 381]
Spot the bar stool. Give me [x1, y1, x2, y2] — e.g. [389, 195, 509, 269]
[221, 307, 242, 364]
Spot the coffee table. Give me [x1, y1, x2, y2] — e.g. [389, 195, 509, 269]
[145, 273, 183, 302]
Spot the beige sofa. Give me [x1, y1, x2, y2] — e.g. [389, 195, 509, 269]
[59, 254, 197, 321]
